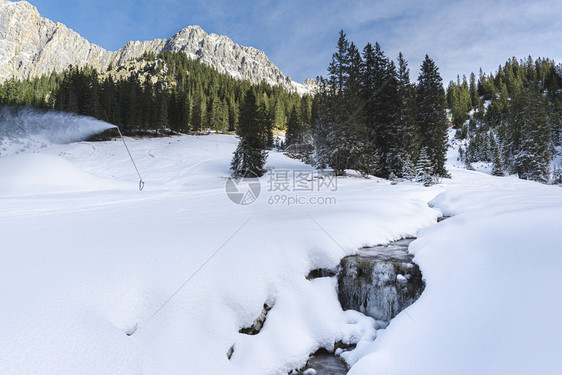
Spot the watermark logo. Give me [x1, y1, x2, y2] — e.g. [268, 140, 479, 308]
[225, 172, 261, 205]
[268, 169, 338, 193]
[226, 169, 338, 206]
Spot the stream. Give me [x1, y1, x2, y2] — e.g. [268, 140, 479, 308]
[338, 237, 424, 323]
[299, 235, 427, 374]
[303, 351, 349, 374]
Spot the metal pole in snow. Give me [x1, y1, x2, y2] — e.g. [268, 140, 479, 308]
[115, 126, 144, 191]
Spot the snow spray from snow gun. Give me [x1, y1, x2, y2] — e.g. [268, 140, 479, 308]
[0, 106, 144, 191]
[0, 106, 118, 144]
[113, 126, 144, 191]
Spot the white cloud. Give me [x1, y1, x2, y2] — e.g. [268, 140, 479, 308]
[248, 0, 562, 83]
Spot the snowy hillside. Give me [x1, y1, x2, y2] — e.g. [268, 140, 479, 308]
[1, 130, 561, 374]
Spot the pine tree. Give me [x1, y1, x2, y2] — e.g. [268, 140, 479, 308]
[415, 147, 433, 186]
[228, 96, 239, 132]
[328, 30, 350, 93]
[300, 95, 313, 134]
[552, 166, 562, 185]
[191, 93, 207, 131]
[379, 60, 401, 177]
[515, 81, 551, 182]
[272, 98, 287, 130]
[397, 52, 418, 162]
[155, 87, 168, 135]
[343, 41, 374, 175]
[464, 157, 474, 171]
[491, 137, 504, 176]
[178, 91, 191, 133]
[231, 89, 268, 177]
[417, 55, 449, 177]
[345, 42, 363, 94]
[550, 108, 562, 147]
[361, 42, 390, 153]
[313, 31, 375, 176]
[286, 105, 301, 147]
[401, 155, 415, 181]
[259, 100, 274, 149]
[313, 87, 373, 175]
[209, 97, 229, 132]
[469, 72, 480, 108]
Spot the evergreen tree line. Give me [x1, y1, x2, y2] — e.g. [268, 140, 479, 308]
[310, 30, 449, 183]
[231, 88, 270, 177]
[0, 51, 310, 137]
[447, 57, 562, 183]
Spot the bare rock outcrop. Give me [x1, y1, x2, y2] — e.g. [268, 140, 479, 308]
[0, 0, 313, 93]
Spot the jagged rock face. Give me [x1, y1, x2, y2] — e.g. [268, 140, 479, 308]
[164, 26, 287, 87]
[111, 40, 167, 67]
[0, 0, 112, 81]
[0, 0, 312, 93]
[338, 238, 425, 322]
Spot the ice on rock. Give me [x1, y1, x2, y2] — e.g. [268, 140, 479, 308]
[338, 239, 424, 322]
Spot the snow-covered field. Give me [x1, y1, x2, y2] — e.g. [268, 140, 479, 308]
[1, 129, 561, 374]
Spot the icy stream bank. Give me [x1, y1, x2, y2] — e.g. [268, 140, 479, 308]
[299, 236, 427, 374]
[338, 238, 424, 323]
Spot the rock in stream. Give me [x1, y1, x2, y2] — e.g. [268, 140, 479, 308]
[300, 238, 426, 374]
[337, 238, 424, 322]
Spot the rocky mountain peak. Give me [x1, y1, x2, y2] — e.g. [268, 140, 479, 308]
[0, 0, 112, 81]
[0, 1, 313, 94]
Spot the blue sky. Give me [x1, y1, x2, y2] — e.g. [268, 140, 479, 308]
[28, 0, 562, 84]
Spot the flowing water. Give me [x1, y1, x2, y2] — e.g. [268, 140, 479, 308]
[303, 351, 348, 374]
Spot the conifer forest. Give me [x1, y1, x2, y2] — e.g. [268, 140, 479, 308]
[1, 32, 561, 184]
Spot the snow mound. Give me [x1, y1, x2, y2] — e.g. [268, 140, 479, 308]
[348, 175, 562, 375]
[4, 133, 560, 374]
[0, 153, 109, 195]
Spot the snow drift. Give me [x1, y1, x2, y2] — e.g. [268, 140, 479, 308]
[0, 153, 110, 195]
[348, 169, 562, 375]
[0, 133, 561, 374]
[0, 133, 440, 374]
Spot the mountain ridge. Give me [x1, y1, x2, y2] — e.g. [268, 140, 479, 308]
[0, 0, 314, 93]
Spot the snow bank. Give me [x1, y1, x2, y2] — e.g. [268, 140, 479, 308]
[3, 132, 559, 374]
[0, 134, 440, 375]
[0, 153, 117, 195]
[348, 169, 562, 375]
